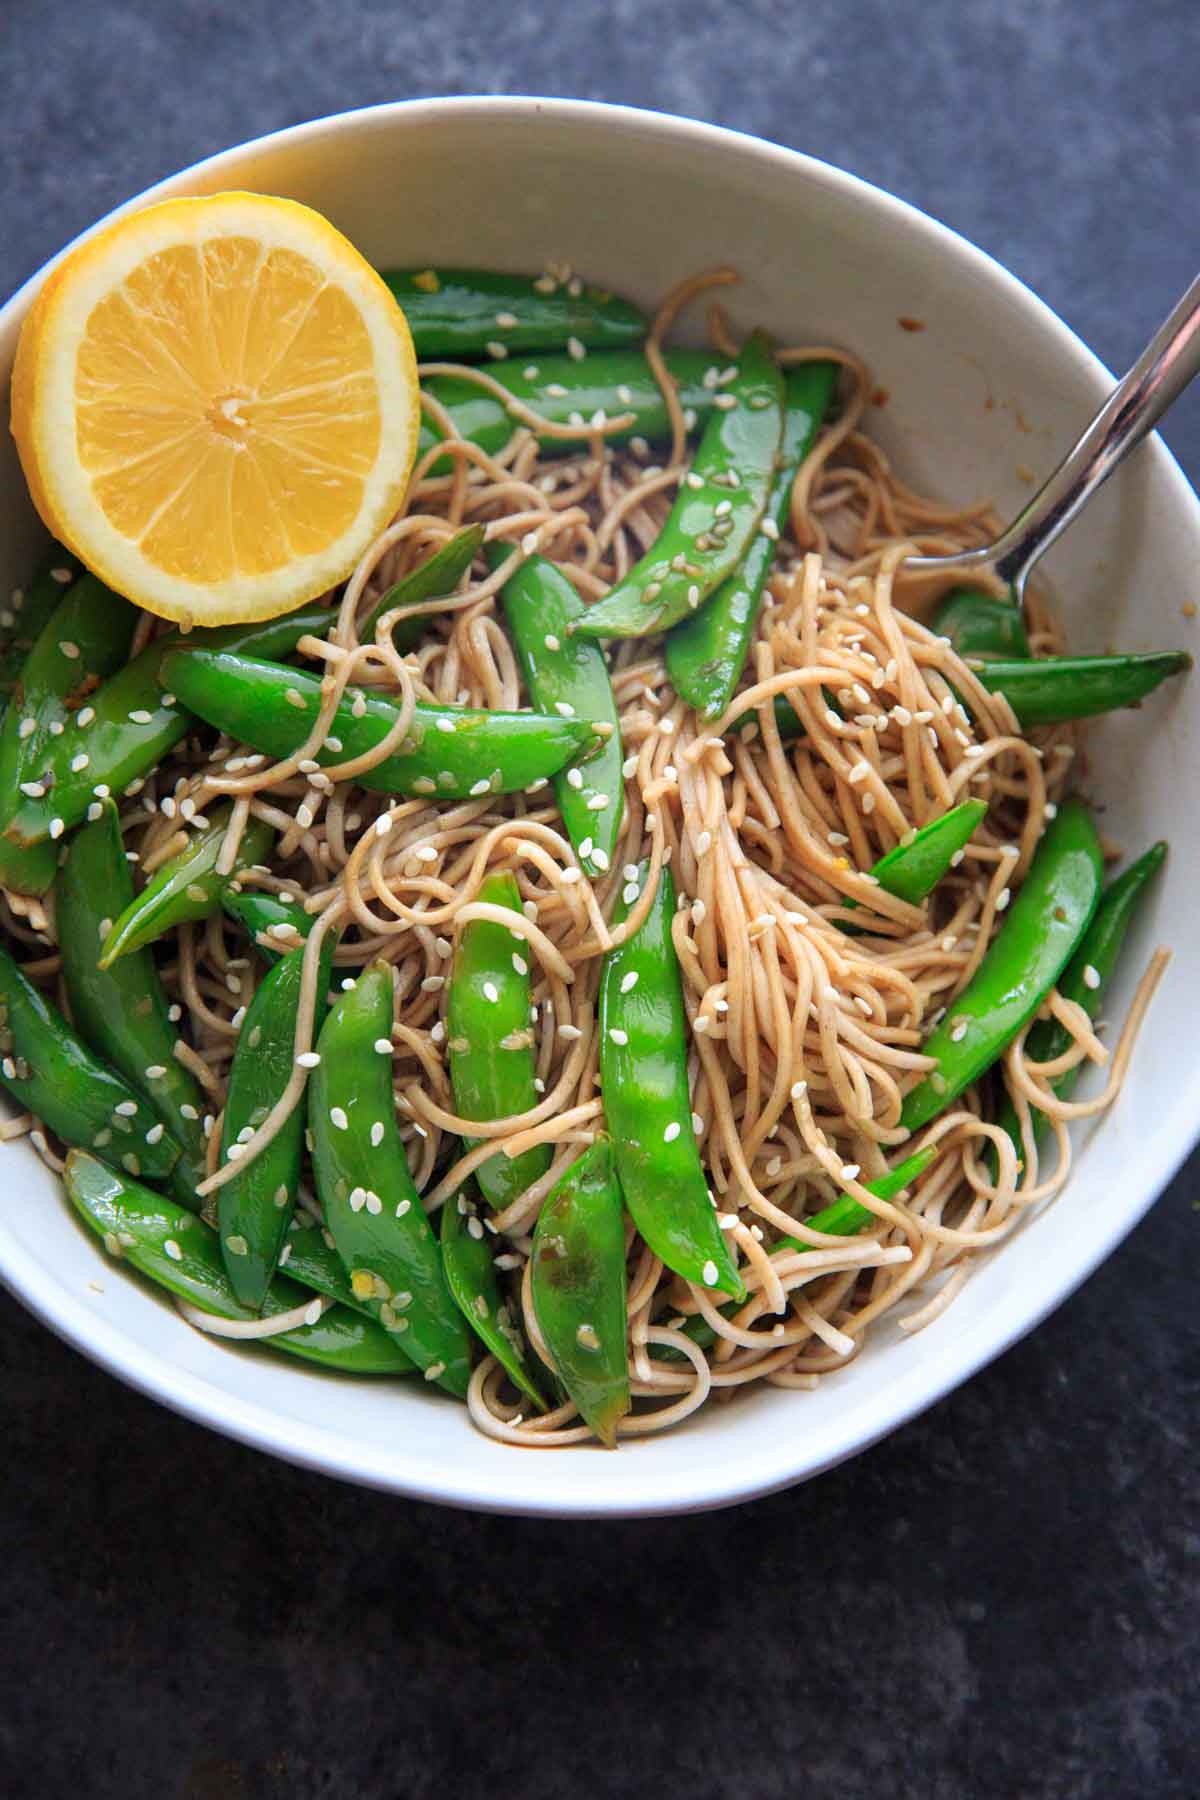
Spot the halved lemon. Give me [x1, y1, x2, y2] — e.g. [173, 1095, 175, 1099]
[11, 191, 419, 626]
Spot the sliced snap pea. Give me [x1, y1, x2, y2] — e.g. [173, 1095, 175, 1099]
[931, 589, 1030, 659]
[98, 805, 275, 967]
[850, 799, 988, 910]
[530, 1135, 630, 1446]
[0, 571, 138, 892]
[573, 334, 785, 641]
[416, 347, 719, 467]
[441, 1185, 548, 1410]
[64, 1151, 415, 1376]
[55, 801, 208, 1207]
[0, 547, 83, 710]
[900, 799, 1104, 1132]
[973, 651, 1190, 726]
[160, 649, 595, 800]
[382, 266, 645, 359]
[2, 602, 339, 851]
[221, 889, 313, 960]
[656, 1145, 937, 1360]
[600, 861, 745, 1300]
[666, 361, 837, 717]
[219, 934, 336, 1310]
[488, 543, 624, 878]
[361, 524, 484, 648]
[446, 870, 549, 1211]
[993, 841, 1166, 1166]
[0, 942, 180, 1178]
[310, 961, 473, 1396]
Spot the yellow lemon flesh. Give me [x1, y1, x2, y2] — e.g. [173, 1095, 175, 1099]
[10, 191, 419, 626]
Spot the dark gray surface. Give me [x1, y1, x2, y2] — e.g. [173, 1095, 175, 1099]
[1, 3, 1197, 1795]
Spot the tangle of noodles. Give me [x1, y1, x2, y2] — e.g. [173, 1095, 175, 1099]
[2, 270, 1168, 1447]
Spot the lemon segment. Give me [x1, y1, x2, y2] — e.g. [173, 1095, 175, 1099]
[11, 192, 419, 625]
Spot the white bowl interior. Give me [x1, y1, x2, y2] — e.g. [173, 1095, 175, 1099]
[1, 99, 1196, 1515]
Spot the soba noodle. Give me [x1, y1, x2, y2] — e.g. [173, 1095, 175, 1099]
[4, 270, 1167, 1445]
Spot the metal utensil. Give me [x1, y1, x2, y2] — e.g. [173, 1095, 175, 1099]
[905, 272, 1200, 600]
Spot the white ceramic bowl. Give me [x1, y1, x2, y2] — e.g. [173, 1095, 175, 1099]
[2, 99, 1196, 1516]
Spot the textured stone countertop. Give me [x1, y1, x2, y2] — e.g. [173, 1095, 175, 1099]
[1, 3, 1197, 1794]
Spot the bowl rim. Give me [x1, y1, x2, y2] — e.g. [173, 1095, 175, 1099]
[3, 94, 1198, 1518]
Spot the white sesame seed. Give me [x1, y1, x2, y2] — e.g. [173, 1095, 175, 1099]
[295, 1051, 321, 1070]
[370, 1121, 385, 1148]
[329, 1106, 349, 1131]
[691, 899, 707, 926]
[608, 1027, 629, 1047]
[114, 1100, 138, 1118]
[374, 1037, 394, 1056]
[619, 970, 639, 994]
[714, 392, 737, 411]
[1083, 964, 1101, 991]
[567, 336, 586, 361]
[566, 767, 584, 790]
[663, 1121, 681, 1143]
[483, 981, 500, 1003]
[622, 883, 639, 905]
[395, 1199, 412, 1219]
[365, 1191, 383, 1215]
[558, 1023, 582, 1040]
[512, 953, 528, 975]
[995, 887, 1011, 911]
[543, 633, 561, 652]
[554, 700, 575, 717]
[702, 1259, 720, 1286]
[949, 1019, 969, 1042]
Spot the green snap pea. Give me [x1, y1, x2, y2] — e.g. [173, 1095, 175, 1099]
[487, 544, 624, 877]
[666, 361, 837, 717]
[932, 589, 1030, 659]
[98, 805, 275, 967]
[382, 266, 645, 359]
[310, 961, 472, 1396]
[160, 649, 595, 800]
[441, 1185, 547, 1410]
[0, 942, 180, 1178]
[65, 1151, 415, 1376]
[219, 934, 336, 1310]
[221, 889, 313, 959]
[574, 334, 785, 641]
[900, 799, 1104, 1132]
[530, 1135, 630, 1445]
[993, 841, 1166, 1167]
[851, 799, 988, 909]
[446, 870, 549, 1211]
[416, 347, 719, 467]
[0, 547, 83, 710]
[361, 524, 484, 648]
[55, 801, 208, 1207]
[0, 571, 138, 892]
[655, 1145, 937, 1359]
[1, 601, 338, 851]
[600, 862, 746, 1300]
[972, 651, 1190, 726]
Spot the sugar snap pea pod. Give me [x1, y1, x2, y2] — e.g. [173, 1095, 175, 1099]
[973, 651, 1190, 726]
[600, 862, 746, 1300]
[848, 799, 988, 910]
[55, 801, 208, 1206]
[530, 1136, 630, 1445]
[98, 805, 275, 967]
[278, 1222, 415, 1363]
[931, 588, 1030, 659]
[441, 1186, 548, 1410]
[446, 870, 550, 1210]
[666, 361, 837, 716]
[382, 266, 645, 359]
[2, 603, 339, 851]
[416, 347, 719, 466]
[64, 1151, 415, 1376]
[900, 799, 1104, 1132]
[362, 524, 484, 648]
[656, 1145, 938, 1359]
[0, 547, 83, 710]
[573, 334, 785, 641]
[0, 571, 138, 892]
[0, 943, 180, 1178]
[993, 841, 1166, 1167]
[487, 543, 624, 877]
[219, 934, 336, 1309]
[160, 649, 594, 800]
[221, 888, 313, 959]
[311, 962, 473, 1396]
